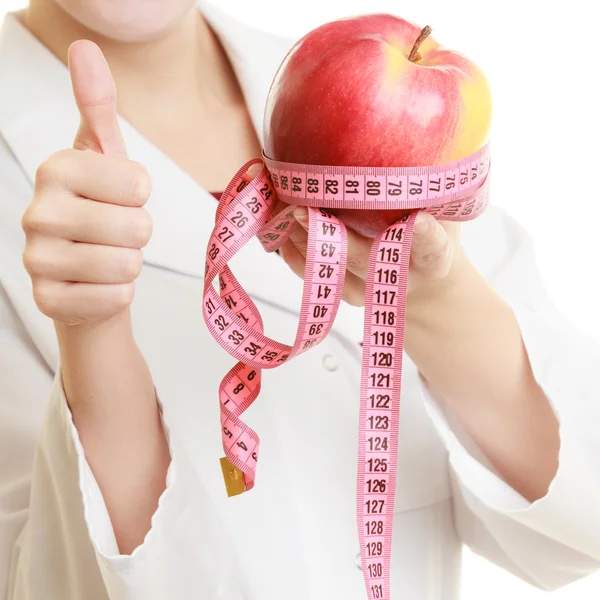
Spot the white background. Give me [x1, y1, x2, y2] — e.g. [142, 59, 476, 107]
[2, 0, 599, 598]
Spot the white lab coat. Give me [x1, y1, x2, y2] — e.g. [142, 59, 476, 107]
[1, 4, 600, 600]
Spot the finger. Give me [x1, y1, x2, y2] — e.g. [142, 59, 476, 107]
[279, 239, 305, 279]
[344, 227, 371, 280]
[38, 150, 151, 207]
[294, 207, 373, 280]
[289, 211, 309, 257]
[341, 273, 366, 307]
[23, 239, 143, 284]
[410, 212, 451, 275]
[24, 196, 153, 248]
[32, 278, 134, 325]
[69, 40, 127, 157]
[279, 239, 366, 307]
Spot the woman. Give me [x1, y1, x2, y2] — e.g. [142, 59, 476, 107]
[0, 1, 599, 599]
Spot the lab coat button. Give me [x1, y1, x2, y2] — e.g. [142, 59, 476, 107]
[322, 354, 339, 371]
[355, 552, 362, 570]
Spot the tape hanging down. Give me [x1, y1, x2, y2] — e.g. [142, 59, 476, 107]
[203, 144, 491, 600]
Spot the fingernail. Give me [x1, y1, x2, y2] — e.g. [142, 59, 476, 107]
[413, 214, 429, 235]
[294, 207, 308, 228]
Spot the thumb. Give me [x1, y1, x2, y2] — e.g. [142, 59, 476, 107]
[68, 40, 127, 157]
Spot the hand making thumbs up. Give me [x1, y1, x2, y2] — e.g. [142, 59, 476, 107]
[21, 40, 153, 326]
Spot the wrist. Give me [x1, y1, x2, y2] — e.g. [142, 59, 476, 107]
[55, 309, 151, 412]
[55, 308, 133, 343]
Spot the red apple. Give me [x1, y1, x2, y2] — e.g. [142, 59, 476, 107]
[263, 14, 492, 237]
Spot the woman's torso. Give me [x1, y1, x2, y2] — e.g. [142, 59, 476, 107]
[0, 8, 465, 598]
[0, 132, 463, 599]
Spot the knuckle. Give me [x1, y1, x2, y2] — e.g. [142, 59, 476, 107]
[34, 159, 57, 189]
[21, 204, 48, 235]
[421, 248, 447, 265]
[416, 239, 449, 267]
[347, 255, 367, 275]
[32, 281, 58, 316]
[22, 245, 45, 276]
[131, 209, 153, 247]
[129, 162, 152, 206]
[35, 150, 71, 187]
[20, 206, 35, 235]
[119, 249, 143, 281]
[115, 283, 136, 309]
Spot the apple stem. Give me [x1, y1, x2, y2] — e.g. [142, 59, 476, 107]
[408, 25, 432, 62]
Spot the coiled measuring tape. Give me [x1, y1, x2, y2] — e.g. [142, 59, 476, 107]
[203, 143, 491, 600]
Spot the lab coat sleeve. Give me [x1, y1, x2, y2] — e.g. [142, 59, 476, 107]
[0, 292, 245, 600]
[419, 205, 600, 591]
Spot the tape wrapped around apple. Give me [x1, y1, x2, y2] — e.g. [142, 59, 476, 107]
[263, 14, 492, 238]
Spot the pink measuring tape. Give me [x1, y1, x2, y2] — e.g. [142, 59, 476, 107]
[203, 143, 491, 599]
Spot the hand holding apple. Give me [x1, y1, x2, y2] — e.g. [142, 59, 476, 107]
[279, 207, 463, 307]
[263, 14, 492, 238]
